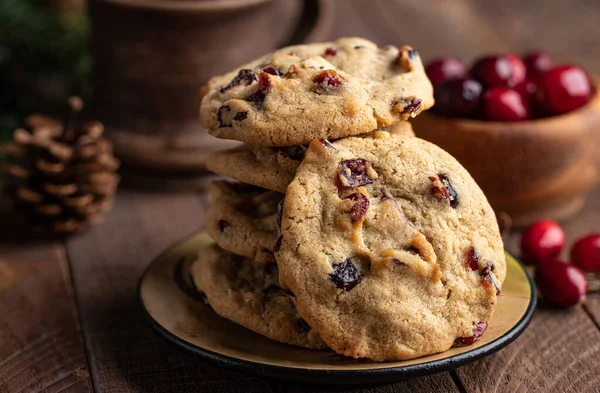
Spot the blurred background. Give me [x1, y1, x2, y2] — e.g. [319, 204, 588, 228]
[2, 0, 597, 145]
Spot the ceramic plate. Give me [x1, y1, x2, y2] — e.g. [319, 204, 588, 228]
[139, 232, 536, 384]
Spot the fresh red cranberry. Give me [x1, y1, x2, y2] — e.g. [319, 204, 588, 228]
[535, 260, 587, 308]
[523, 51, 553, 77]
[432, 78, 482, 118]
[535, 65, 592, 115]
[425, 57, 468, 86]
[505, 54, 526, 86]
[483, 87, 530, 121]
[571, 234, 600, 272]
[514, 78, 537, 103]
[470, 56, 512, 87]
[520, 219, 565, 265]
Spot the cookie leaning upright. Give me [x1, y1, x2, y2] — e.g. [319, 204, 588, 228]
[200, 37, 433, 146]
[276, 131, 506, 361]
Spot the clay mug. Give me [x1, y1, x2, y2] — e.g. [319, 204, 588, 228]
[89, 0, 331, 174]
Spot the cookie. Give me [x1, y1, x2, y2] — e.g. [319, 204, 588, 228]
[206, 122, 415, 193]
[192, 243, 326, 349]
[276, 131, 505, 361]
[205, 181, 282, 259]
[200, 37, 433, 146]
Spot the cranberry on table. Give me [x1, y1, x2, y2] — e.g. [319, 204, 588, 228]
[535, 260, 587, 308]
[432, 78, 482, 117]
[535, 65, 592, 115]
[470, 55, 513, 87]
[523, 51, 553, 77]
[483, 87, 530, 121]
[520, 219, 566, 265]
[505, 53, 526, 86]
[571, 234, 600, 272]
[425, 57, 468, 86]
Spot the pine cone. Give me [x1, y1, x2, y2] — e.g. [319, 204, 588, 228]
[2, 98, 120, 235]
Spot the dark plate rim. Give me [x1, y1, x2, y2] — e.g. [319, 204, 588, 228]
[138, 234, 537, 385]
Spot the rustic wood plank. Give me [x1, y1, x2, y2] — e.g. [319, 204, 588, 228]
[455, 306, 600, 393]
[278, 372, 459, 393]
[65, 190, 274, 393]
[0, 237, 92, 393]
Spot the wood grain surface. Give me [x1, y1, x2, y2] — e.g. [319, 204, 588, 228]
[0, 238, 92, 393]
[1, 0, 600, 392]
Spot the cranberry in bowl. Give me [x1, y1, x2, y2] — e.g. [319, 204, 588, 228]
[412, 52, 600, 226]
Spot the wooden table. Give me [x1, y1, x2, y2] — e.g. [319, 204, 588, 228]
[2, 1, 600, 391]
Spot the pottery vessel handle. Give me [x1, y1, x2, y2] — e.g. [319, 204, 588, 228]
[279, 0, 321, 46]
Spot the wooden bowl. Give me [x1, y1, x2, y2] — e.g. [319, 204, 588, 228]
[412, 90, 600, 226]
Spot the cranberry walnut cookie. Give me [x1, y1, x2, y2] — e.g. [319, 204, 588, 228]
[275, 131, 505, 361]
[200, 37, 433, 146]
[206, 122, 415, 194]
[192, 243, 326, 350]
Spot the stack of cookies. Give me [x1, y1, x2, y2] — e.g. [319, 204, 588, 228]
[194, 37, 506, 361]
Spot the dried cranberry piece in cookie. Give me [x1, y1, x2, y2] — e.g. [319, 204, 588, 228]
[247, 72, 271, 105]
[393, 96, 422, 120]
[454, 322, 488, 346]
[466, 247, 479, 271]
[480, 262, 501, 295]
[402, 97, 422, 116]
[313, 70, 345, 94]
[329, 257, 362, 290]
[344, 193, 370, 222]
[262, 66, 282, 76]
[429, 174, 458, 208]
[219, 69, 256, 93]
[323, 47, 338, 56]
[338, 159, 377, 188]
